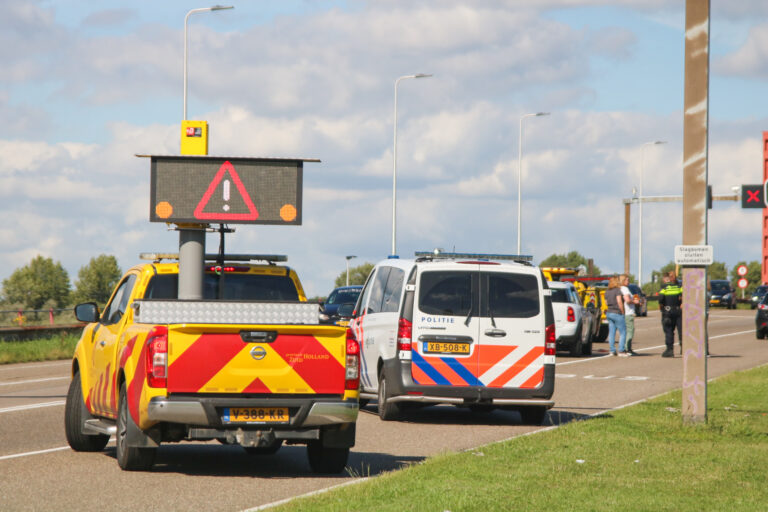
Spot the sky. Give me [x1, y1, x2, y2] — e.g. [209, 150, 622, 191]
[2, 0, 768, 298]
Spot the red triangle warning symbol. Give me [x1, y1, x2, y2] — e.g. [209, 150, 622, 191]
[194, 161, 259, 221]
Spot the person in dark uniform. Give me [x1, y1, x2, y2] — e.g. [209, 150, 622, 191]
[658, 271, 682, 357]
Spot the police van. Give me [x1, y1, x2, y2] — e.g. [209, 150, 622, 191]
[348, 251, 555, 424]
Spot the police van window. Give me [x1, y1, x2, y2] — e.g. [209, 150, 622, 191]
[419, 271, 472, 316]
[356, 270, 376, 314]
[486, 273, 539, 318]
[366, 267, 391, 314]
[102, 274, 137, 325]
[381, 268, 405, 313]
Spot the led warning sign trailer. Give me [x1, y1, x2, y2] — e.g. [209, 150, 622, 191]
[141, 155, 318, 225]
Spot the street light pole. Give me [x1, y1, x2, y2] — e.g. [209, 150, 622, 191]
[638, 140, 667, 287]
[345, 255, 357, 286]
[517, 112, 550, 255]
[392, 73, 432, 258]
[184, 5, 234, 120]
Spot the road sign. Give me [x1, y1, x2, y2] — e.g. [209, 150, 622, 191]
[742, 184, 765, 208]
[738, 278, 748, 289]
[674, 245, 713, 265]
[737, 264, 748, 276]
[146, 155, 317, 225]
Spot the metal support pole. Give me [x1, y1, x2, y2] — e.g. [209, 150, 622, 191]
[178, 227, 206, 300]
[681, 0, 710, 424]
[624, 202, 631, 276]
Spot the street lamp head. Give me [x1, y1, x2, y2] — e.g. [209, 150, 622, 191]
[414, 73, 433, 79]
[346, 255, 357, 261]
[210, 5, 234, 10]
[535, 112, 550, 117]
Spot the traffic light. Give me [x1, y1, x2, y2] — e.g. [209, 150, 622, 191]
[742, 184, 765, 209]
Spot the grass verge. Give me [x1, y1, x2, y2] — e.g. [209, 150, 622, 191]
[0, 334, 78, 364]
[280, 365, 768, 512]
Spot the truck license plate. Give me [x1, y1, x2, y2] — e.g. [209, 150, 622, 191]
[424, 342, 470, 354]
[222, 407, 289, 424]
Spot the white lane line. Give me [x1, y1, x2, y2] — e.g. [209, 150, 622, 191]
[0, 361, 70, 372]
[0, 401, 65, 414]
[0, 446, 71, 462]
[557, 328, 754, 367]
[0, 377, 69, 387]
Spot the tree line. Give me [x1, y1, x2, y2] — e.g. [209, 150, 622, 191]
[4, 251, 763, 311]
[1, 255, 121, 311]
[333, 251, 765, 298]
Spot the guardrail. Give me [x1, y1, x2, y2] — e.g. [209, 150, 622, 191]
[0, 308, 83, 341]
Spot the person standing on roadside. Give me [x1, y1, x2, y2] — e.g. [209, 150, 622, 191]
[658, 270, 682, 358]
[605, 276, 628, 356]
[620, 274, 637, 355]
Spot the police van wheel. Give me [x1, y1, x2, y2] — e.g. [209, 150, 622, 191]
[519, 406, 548, 425]
[307, 441, 349, 474]
[64, 373, 109, 452]
[377, 371, 401, 421]
[116, 383, 156, 471]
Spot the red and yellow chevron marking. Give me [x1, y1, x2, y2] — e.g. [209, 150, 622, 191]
[167, 331, 345, 395]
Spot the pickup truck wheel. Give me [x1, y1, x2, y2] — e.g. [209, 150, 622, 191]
[306, 440, 349, 474]
[64, 373, 109, 452]
[243, 440, 283, 455]
[569, 322, 584, 357]
[519, 406, 548, 425]
[117, 383, 156, 471]
[377, 371, 401, 421]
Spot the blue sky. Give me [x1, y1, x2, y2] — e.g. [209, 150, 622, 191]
[2, 0, 768, 297]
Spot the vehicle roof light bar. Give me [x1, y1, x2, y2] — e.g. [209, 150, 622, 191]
[140, 252, 288, 263]
[414, 251, 533, 263]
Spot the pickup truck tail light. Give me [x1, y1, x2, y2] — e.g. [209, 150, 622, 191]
[345, 328, 360, 390]
[567, 306, 575, 322]
[146, 326, 168, 388]
[397, 318, 412, 352]
[545, 324, 556, 356]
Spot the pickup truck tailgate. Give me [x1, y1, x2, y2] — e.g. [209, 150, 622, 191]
[166, 324, 347, 395]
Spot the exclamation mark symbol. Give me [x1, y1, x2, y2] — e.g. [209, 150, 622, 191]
[223, 179, 230, 211]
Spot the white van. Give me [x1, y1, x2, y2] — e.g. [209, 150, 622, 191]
[348, 252, 555, 424]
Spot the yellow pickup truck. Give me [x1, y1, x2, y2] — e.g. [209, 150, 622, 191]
[64, 253, 359, 473]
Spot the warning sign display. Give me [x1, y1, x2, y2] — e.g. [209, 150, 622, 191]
[148, 156, 309, 225]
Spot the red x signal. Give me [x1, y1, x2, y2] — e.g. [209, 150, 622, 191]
[742, 184, 766, 209]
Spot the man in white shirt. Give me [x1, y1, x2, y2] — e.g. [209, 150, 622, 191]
[620, 274, 637, 355]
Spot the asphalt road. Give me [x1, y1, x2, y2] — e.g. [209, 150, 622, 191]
[0, 309, 764, 511]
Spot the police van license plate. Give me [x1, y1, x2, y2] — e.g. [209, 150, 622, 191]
[222, 407, 289, 424]
[424, 341, 470, 354]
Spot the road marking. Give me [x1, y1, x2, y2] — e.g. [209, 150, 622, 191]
[557, 374, 649, 381]
[0, 376, 69, 387]
[0, 401, 65, 414]
[0, 446, 71, 462]
[0, 361, 70, 372]
[557, 329, 755, 368]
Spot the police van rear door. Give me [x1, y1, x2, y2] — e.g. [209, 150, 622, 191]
[476, 267, 545, 390]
